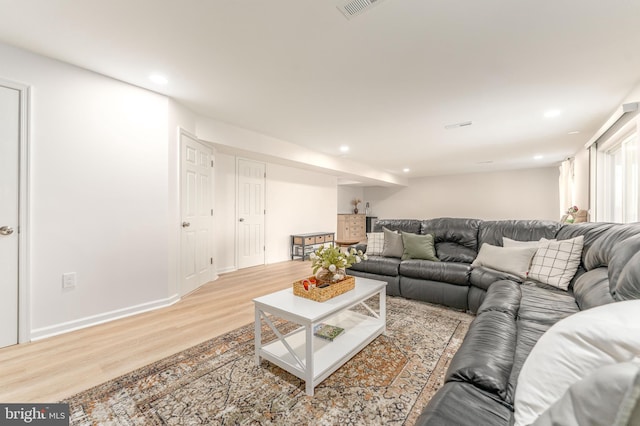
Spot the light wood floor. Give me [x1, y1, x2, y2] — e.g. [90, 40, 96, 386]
[0, 260, 312, 403]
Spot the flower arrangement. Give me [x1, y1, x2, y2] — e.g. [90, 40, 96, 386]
[566, 205, 579, 214]
[309, 244, 367, 282]
[565, 206, 579, 223]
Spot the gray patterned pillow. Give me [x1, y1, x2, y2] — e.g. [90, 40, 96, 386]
[366, 232, 384, 256]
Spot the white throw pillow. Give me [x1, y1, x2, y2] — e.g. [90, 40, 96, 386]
[528, 236, 584, 291]
[513, 300, 640, 426]
[471, 243, 538, 279]
[503, 237, 546, 249]
[366, 232, 384, 256]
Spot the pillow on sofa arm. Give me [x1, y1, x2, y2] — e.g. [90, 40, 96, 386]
[471, 243, 537, 279]
[513, 299, 640, 426]
[531, 361, 640, 426]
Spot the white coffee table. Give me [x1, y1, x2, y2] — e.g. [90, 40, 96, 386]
[253, 277, 386, 396]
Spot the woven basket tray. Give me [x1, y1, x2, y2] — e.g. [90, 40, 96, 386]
[293, 275, 355, 302]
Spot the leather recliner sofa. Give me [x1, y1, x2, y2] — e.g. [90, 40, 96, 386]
[347, 218, 640, 425]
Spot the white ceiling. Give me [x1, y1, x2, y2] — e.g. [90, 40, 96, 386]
[1, 0, 640, 180]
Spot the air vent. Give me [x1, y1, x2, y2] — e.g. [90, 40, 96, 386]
[444, 121, 473, 130]
[337, 0, 387, 20]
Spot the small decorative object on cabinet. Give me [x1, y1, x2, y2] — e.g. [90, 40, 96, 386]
[337, 214, 366, 242]
[352, 198, 361, 214]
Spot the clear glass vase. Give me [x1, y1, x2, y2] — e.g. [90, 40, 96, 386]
[315, 267, 346, 284]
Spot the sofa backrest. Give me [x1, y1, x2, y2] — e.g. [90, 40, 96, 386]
[421, 218, 481, 263]
[477, 220, 562, 248]
[372, 219, 421, 234]
[555, 222, 640, 308]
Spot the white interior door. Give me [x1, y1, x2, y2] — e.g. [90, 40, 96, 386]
[237, 159, 265, 269]
[180, 132, 214, 296]
[0, 85, 20, 348]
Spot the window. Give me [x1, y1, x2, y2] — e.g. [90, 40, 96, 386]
[596, 130, 639, 223]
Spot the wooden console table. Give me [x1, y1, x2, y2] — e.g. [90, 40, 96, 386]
[290, 232, 335, 260]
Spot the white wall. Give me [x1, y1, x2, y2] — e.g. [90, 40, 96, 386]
[337, 186, 365, 214]
[364, 167, 560, 221]
[0, 42, 176, 339]
[266, 164, 337, 263]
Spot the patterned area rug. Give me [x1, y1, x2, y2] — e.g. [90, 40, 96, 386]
[64, 297, 472, 425]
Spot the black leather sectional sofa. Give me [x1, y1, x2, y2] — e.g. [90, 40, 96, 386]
[347, 218, 640, 425]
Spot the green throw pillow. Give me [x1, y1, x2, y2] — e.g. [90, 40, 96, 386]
[401, 232, 439, 261]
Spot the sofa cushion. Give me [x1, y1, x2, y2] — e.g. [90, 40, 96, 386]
[421, 218, 481, 263]
[399, 260, 469, 286]
[472, 243, 537, 279]
[517, 283, 579, 326]
[446, 310, 517, 401]
[478, 220, 562, 248]
[400, 232, 439, 261]
[347, 255, 401, 276]
[572, 267, 615, 310]
[528, 236, 584, 291]
[415, 382, 511, 426]
[513, 300, 640, 426]
[381, 227, 403, 258]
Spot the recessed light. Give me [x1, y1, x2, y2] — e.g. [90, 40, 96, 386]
[402, 168, 410, 173]
[149, 74, 168, 85]
[568, 130, 580, 135]
[543, 109, 562, 118]
[534, 154, 544, 160]
[339, 145, 349, 153]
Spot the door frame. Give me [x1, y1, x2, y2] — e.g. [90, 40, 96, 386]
[0, 78, 31, 343]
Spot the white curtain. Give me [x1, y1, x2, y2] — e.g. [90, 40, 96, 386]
[558, 158, 575, 218]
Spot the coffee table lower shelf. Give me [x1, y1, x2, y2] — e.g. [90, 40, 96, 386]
[259, 311, 384, 393]
[253, 278, 386, 396]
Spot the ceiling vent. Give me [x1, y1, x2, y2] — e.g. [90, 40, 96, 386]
[337, 0, 387, 20]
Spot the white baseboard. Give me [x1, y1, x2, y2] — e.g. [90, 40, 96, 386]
[216, 266, 237, 274]
[30, 293, 181, 342]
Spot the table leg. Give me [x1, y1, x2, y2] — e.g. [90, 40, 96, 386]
[305, 324, 314, 396]
[380, 288, 386, 333]
[254, 307, 261, 366]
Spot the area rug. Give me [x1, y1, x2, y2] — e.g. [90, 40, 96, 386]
[64, 297, 473, 425]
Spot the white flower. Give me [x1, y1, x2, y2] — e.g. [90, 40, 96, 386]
[309, 253, 316, 259]
[328, 264, 336, 273]
[355, 256, 361, 263]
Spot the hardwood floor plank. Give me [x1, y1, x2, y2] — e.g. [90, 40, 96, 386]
[0, 260, 312, 402]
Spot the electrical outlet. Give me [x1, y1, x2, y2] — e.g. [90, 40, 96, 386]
[62, 272, 76, 289]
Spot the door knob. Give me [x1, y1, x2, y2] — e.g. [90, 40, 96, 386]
[0, 226, 14, 236]
[182, 222, 190, 228]
[239, 218, 245, 222]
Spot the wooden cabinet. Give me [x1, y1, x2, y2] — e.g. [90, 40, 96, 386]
[337, 214, 366, 242]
